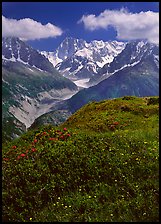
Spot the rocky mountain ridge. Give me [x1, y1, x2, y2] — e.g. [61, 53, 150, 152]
[41, 37, 126, 87]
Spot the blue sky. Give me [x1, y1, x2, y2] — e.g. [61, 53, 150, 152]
[2, 2, 159, 51]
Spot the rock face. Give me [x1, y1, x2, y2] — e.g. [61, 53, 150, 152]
[31, 39, 159, 129]
[41, 37, 126, 86]
[88, 40, 159, 86]
[66, 40, 159, 112]
[2, 37, 78, 141]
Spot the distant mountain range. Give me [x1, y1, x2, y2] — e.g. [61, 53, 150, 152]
[2, 36, 159, 140]
[32, 39, 159, 127]
[66, 40, 159, 112]
[41, 37, 126, 87]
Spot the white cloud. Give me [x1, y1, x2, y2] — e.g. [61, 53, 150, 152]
[2, 15, 63, 40]
[78, 9, 159, 44]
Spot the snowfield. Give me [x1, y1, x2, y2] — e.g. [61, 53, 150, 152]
[73, 78, 90, 88]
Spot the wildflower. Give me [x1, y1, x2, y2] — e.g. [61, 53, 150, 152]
[69, 205, 72, 208]
[31, 148, 37, 152]
[34, 139, 38, 143]
[17, 155, 21, 160]
[58, 197, 60, 200]
[26, 150, 29, 153]
[29, 217, 32, 221]
[67, 133, 71, 137]
[58, 131, 63, 135]
[110, 214, 113, 216]
[43, 132, 47, 135]
[12, 145, 17, 149]
[63, 127, 67, 131]
[3, 158, 9, 161]
[21, 153, 26, 157]
[49, 137, 56, 141]
[88, 196, 92, 198]
[113, 121, 119, 125]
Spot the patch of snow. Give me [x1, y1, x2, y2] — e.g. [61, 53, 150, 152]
[75, 48, 92, 59]
[28, 67, 34, 72]
[16, 84, 28, 91]
[2, 55, 16, 62]
[72, 64, 84, 75]
[2, 78, 9, 85]
[32, 65, 45, 72]
[73, 78, 90, 88]
[106, 60, 141, 76]
[17, 57, 29, 65]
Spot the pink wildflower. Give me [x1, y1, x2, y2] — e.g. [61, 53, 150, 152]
[20, 153, 26, 157]
[31, 148, 37, 152]
[12, 145, 17, 149]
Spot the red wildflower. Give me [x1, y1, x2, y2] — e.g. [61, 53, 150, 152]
[67, 134, 71, 137]
[26, 150, 29, 153]
[49, 137, 56, 141]
[31, 148, 37, 152]
[63, 128, 67, 131]
[20, 153, 26, 157]
[58, 131, 62, 135]
[12, 145, 17, 149]
[43, 132, 47, 135]
[113, 121, 119, 125]
[3, 158, 9, 161]
[34, 139, 38, 143]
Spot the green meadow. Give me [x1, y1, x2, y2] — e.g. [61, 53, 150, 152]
[2, 96, 159, 222]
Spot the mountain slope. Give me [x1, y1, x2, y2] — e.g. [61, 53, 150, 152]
[30, 40, 159, 128]
[2, 37, 78, 142]
[67, 59, 159, 113]
[65, 40, 159, 112]
[2, 96, 159, 222]
[88, 40, 159, 85]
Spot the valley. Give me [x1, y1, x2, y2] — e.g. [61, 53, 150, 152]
[2, 36, 159, 142]
[2, 2, 159, 222]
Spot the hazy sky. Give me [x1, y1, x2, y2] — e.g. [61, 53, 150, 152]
[2, 2, 159, 51]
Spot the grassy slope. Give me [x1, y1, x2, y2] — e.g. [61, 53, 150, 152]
[2, 96, 159, 222]
[67, 58, 159, 113]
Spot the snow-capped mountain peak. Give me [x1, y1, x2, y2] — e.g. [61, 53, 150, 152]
[41, 37, 126, 82]
[2, 36, 55, 73]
